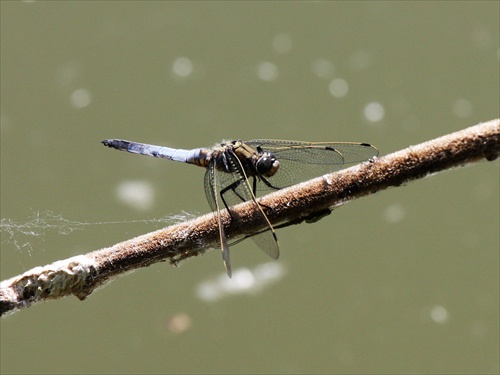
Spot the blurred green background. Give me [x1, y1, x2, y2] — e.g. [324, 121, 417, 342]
[1, 2, 498, 374]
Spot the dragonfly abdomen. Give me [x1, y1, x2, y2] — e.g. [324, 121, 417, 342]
[102, 139, 209, 166]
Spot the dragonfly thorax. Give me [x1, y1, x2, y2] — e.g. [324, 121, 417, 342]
[255, 152, 280, 177]
[227, 141, 280, 178]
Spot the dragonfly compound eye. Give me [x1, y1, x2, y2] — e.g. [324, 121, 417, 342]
[256, 152, 280, 177]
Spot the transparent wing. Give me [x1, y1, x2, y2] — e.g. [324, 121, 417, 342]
[245, 140, 379, 191]
[204, 160, 233, 277]
[203, 151, 279, 260]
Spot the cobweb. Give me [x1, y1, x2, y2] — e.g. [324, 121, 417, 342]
[0, 210, 196, 255]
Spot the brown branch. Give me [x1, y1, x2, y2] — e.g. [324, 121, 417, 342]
[1, 119, 499, 317]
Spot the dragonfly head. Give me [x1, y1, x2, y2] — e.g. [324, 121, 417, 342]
[256, 152, 280, 177]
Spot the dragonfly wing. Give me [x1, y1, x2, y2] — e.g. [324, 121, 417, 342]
[249, 228, 279, 259]
[204, 151, 279, 260]
[225, 152, 280, 260]
[204, 162, 232, 277]
[245, 140, 378, 190]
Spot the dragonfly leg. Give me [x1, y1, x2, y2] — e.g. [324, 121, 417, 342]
[219, 179, 247, 213]
[259, 175, 281, 190]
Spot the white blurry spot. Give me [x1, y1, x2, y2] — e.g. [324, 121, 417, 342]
[430, 305, 449, 324]
[229, 269, 256, 293]
[196, 262, 286, 302]
[363, 102, 385, 123]
[272, 33, 292, 54]
[172, 57, 193, 78]
[471, 27, 493, 49]
[70, 88, 92, 108]
[329, 78, 348, 98]
[311, 58, 335, 79]
[452, 99, 473, 118]
[166, 313, 192, 334]
[116, 180, 155, 211]
[256, 61, 279, 82]
[384, 204, 406, 224]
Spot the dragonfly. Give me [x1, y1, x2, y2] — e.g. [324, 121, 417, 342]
[102, 138, 378, 277]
